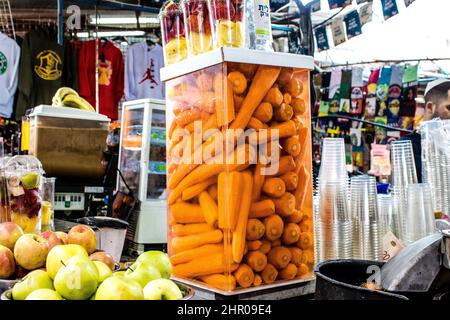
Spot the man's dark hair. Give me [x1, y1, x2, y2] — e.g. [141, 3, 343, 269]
[425, 81, 450, 105]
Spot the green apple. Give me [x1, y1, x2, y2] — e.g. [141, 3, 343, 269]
[95, 276, 144, 300]
[14, 234, 49, 270]
[136, 251, 172, 279]
[12, 270, 54, 300]
[113, 271, 126, 277]
[25, 289, 63, 300]
[143, 279, 183, 300]
[124, 262, 161, 288]
[53, 255, 99, 300]
[93, 261, 112, 284]
[46, 244, 88, 279]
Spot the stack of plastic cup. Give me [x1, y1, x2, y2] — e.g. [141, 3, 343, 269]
[390, 139, 418, 241]
[404, 183, 436, 245]
[350, 175, 382, 261]
[317, 138, 352, 262]
[313, 192, 320, 262]
[377, 193, 393, 238]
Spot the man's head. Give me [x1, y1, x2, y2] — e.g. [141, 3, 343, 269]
[424, 79, 450, 120]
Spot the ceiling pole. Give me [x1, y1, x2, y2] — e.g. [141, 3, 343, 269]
[57, 0, 63, 45]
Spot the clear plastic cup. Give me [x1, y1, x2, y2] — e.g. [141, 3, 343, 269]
[181, 0, 214, 56]
[208, 0, 245, 48]
[40, 177, 56, 232]
[391, 140, 418, 187]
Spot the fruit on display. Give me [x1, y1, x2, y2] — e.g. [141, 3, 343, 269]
[165, 63, 313, 291]
[181, 0, 213, 56]
[67, 224, 97, 254]
[13, 234, 49, 270]
[208, 0, 245, 48]
[12, 270, 54, 300]
[46, 244, 88, 279]
[41, 231, 65, 250]
[135, 250, 172, 279]
[25, 288, 63, 300]
[143, 279, 183, 300]
[53, 255, 99, 300]
[93, 261, 112, 284]
[113, 270, 126, 277]
[0, 244, 15, 278]
[89, 251, 115, 271]
[51, 87, 96, 112]
[54, 231, 68, 244]
[124, 262, 162, 288]
[94, 276, 144, 300]
[159, 1, 188, 65]
[0, 222, 24, 251]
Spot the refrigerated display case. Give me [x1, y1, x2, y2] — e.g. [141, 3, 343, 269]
[118, 99, 167, 254]
[161, 47, 314, 294]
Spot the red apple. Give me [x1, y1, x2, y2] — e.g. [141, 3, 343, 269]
[14, 265, 30, 279]
[13, 234, 49, 270]
[54, 232, 68, 244]
[89, 251, 115, 271]
[41, 231, 64, 250]
[0, 222, 24, 251]
[67, 224, 97, 254]
[0, 244, 15, 279]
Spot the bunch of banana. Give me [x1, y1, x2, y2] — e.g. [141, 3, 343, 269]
[51, 87, 96, 113]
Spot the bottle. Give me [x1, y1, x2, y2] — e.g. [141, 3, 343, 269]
[246, 0, 273, 51]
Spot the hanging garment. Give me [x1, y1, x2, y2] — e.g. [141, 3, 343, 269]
[16, 28, 78, 120]
[0, 33, 20, 118]
[339, 69, 352, 113]
[125, 43, 165, 101]
[78, 39, 124, 120]
[328, 69, 342, 114]
[387, 64, 404, 122]
[350, 67, 364, 115]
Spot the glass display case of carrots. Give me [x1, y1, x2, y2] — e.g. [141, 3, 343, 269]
[164, 52, 314, 292]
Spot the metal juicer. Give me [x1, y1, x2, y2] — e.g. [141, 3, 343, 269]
[381, 220, 450, 295]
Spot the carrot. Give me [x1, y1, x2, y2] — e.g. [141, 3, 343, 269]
[253, 102, 273, 123]
[261, 264, 278, 284]
[175, 108, 202, 127]
[281, 137, 301, 157]
[230, 65, 281, 130]
[234, 264, 255, 288]
[173, 253, 239, 278]
[294, 163, 310, 210]
[172, 223, 215, 237]
[171, 202, 205, 224]
[292, 98, 306, 115]
[263, 86, 283, 107]
[300, 250, 314, 267]
[247, 240, 262, 251]
[245, 251, 268, 272]
[200, 274, 236, 291]
[234, 95, 244, 111]
[275, 155, 296, 176]
[273, 192, 296, 217]
[279, 172, 298, 191]
[198, 92, 216, 113]
[207, 184, 218, 201]
[297, 127, 309, 163]
[281, 223, 301, 245]
[299, 219, 313, 233]
[214, 74, 235, 127]
[287, 209, 304, 224]
[297, 232, 314, 250]
[181, 177, 217, 201]
[277, 68, 293, 87]
[170, 244, 223, 265]
[218, 171, 243, 231]
[238, 63, 258, 79]
[297, 263, 309, 277]
[246, 218, 266, 241]
[253, 274, 262, 287]
[268, 246, 292, 269]
[283, 93, 292, 105]
[172, 230, 223, 254]
[271, 239, 281, 247]
[260, 240, 271, 254]
[264, 215, 284, 241]
[228, 71, 247, 94]
[204, 112, 219, 132]
[198, 191, 219, 227]
[251, 164, 266, 201]
[289, 247, 303, 267]
[243, 242, 249, 256]
[247, 117, 265, 130]
[274, 103, 293, 122]
[168, 121, 179, 140]
[253, 120, 297, 144]
[286, 78, 303, 97]
[231, 171, 253, 263]
[168, 162, 177, 175]
[279, 263, 297, 280]
[168, 164, 199, 190]
[262, 178, 286, 198]
[249, 199, 275, 218]
[196, 72, 214, 92]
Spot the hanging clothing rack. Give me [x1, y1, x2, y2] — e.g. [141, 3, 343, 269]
[319, 58, 450, 69]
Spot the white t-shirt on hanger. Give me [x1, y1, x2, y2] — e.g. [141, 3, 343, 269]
[0, 33, 20, 118]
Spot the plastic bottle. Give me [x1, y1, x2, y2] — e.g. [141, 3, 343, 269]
[246, 0, 273, 51]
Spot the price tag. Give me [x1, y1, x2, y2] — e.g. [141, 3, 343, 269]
[382, 231, 404, 261]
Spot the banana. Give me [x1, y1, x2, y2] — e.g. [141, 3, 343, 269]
[62, 94, 96, 113]
[52, 87, 79, 107]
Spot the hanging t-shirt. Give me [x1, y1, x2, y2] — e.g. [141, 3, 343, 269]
[125, 43, 165, 101]
[78, 39, 124, 120]
[0, 33, 20, 118]
[16, 28, 78, 120]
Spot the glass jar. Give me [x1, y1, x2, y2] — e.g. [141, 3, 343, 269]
[181, 0, 214, 56]
[40, 177, 56, 232]
[208, 0, 245, 48]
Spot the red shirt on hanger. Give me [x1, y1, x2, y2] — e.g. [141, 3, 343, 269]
[78, 39, 124, 120]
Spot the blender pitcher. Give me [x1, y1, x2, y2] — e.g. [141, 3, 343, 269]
[40, 177, 56, 232]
